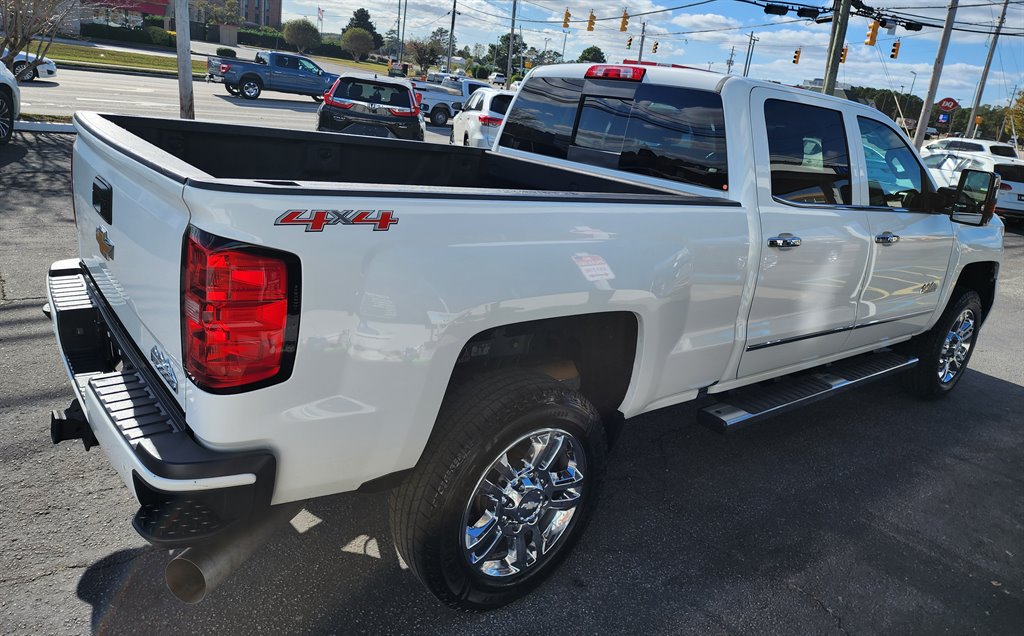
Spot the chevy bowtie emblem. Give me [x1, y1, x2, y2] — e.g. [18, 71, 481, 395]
[95, 226, 114, 261]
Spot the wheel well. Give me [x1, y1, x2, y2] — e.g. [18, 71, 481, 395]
[450, 313, 639, 422]
[955, 261, 998, 322]
[241, 74, 262, 86]
[432, 105, 450, 113]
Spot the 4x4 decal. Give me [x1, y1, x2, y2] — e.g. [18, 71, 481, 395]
[275, 209, 398, 232]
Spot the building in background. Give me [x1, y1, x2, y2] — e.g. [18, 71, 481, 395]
[241, 0, 281, 29]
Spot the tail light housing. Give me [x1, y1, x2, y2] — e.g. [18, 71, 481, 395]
[325, 92, 355, 109]
[999, 182, 1012, 191]
[389, 105, 420, 117]
[478, 115, 503, 127]
[183, 228, 300, 392]
[219, 63, 231, 74]
[585, 65, 646, 81]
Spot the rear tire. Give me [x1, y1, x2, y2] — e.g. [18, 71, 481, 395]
[430, 108, 449, 126]
[240, 77, 262, 100]
[390, 369, 606, 610]
[902, 289, 983, 398]
[225, 84, 240, 96]
[312, 95, 323, 103]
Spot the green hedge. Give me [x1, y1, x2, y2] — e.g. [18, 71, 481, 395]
[80, 23, 176, 48]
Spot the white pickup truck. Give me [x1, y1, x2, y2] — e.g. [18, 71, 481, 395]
[412, 76, 489, 125]
[48, 64, 1003, 610]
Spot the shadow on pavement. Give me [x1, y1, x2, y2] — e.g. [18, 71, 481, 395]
[73, 370, 1024, 634]
[213, 94, 320, 113]
[20, 80, 59, 88]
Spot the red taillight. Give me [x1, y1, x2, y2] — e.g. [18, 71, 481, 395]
[585, 65, 646, 81]
[184, 228, 298, 391]
[219, 63, 231, 74]
[325, 93, 355, 109]
[389, 105, 420, 117]
[414, 92, 423, 106]
[478, 115, 503, 127]
[999, 182, 1012, 191]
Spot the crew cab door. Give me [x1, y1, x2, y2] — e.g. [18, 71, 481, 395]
[843, 115, 955, 348]
[739, 88, 872, 377]
[270, 54, 301, 90]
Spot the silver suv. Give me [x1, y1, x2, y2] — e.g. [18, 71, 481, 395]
[0, 61, 20, 144]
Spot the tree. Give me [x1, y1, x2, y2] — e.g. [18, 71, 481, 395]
[0, 0, 78, 74]
[340, 27, 374, 61]
[406, 37, 443, 72]
[283, 18, 321, 54]
[577, 46, 606, 63]
[1006, 92, 1023, 142]
[430, 27, 454, 53]
[196, 0, 241, 25]
[344, 8, 384, 50]
[487, 33, 526, 70]
[383, 28, 400, 56]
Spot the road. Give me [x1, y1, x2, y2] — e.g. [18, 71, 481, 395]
[1, 133, 1022, 635]
[18, 68, 451, 142]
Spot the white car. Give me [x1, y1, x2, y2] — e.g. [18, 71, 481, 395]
[488, 71, 506, 86]
[924, 152, 1024, 222]
[0, 61, 19, 144]
[450, 88, 514, 148]
[2, 49, 58, 81]
[920, 137, 1018, 160]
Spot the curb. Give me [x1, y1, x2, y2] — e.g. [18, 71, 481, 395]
[51, 60, 205, 80]
[15, 121, 76, 133]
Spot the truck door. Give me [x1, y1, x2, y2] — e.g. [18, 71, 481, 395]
[271, 54, 300, 90]
[739, 88, 873, 377]
[843, 115, 955, 349]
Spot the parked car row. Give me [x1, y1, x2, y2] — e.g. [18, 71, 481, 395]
[919, 136, 1024, 222]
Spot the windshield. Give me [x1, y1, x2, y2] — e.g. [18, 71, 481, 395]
[331, 79, 411, 107]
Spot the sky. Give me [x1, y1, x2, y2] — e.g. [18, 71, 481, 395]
[281, 0, 1024, 109]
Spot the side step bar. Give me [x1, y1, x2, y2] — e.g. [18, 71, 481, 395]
[699, 350, 918, 432]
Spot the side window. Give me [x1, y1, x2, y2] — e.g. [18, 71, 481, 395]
[499, 77, 584, 160]
[298, 59, 319, 73]
[464, 93, 482, 111]
[275, 56, 297, 69]
[764, 99, 851, 205]
[857, 117, 930, 209]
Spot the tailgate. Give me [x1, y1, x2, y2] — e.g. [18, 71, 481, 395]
[71, 114, 204, 410]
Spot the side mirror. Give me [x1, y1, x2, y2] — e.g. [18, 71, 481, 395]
[949, 169, 999, 226]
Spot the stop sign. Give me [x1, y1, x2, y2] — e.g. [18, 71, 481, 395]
[938, 97, 959, 112]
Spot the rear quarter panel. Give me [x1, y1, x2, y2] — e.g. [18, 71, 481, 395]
[181, 185, 750, 503]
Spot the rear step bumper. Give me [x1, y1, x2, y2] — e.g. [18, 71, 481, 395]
[699, 350, 919, 432]
[46, 259, 277, 547]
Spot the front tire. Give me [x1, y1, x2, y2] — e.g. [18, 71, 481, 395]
[13, 61, 33, 82]
[0, 90, 13, 145]
[902, 289, 983, 398]
[390, 369, 606, 610]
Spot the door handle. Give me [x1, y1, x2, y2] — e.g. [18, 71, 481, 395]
[875, 232, 900, 244]
[767, 235, 802, 248]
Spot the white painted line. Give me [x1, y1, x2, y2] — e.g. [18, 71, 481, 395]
[15, 121, 76, 133]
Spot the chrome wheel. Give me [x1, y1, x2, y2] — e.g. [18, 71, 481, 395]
[462, 428, 586, 578]
[13, 61, 31, 82]
[241, 80, 260, 99]
[938, 308, 974, 384]
[0, 94, 12, 142]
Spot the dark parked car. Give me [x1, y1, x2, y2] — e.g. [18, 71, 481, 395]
[317, 75, 424, 141]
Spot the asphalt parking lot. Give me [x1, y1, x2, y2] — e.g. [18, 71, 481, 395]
[1, 132, 1022, 635]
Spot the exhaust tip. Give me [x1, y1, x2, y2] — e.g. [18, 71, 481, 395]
[165, 556, 208, 604]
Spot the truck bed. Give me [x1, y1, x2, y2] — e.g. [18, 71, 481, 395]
[83, 114, 732, 204]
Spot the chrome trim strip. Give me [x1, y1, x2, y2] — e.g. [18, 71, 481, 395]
[745, 310, 934, 352]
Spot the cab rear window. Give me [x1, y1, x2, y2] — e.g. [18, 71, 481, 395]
[499, 76, 728, 190]
[332, 79, 411, 107]
[989, 146, 1017, 158]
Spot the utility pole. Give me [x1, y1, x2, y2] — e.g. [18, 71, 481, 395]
[561, 29, 568, 60]
[399, 0, 409, 64]
[638, 22, 647, 63]
[913, 0, 959, 149]
[506, 0, 518, 80]
[174, 0, 193, 119]
[520, 25, 525, 73]
[965, 0, 1009, 138]
[446, 0, 457, 72]
[822, 0, 852, 95]
[726, 46, 736, 74]
[742, 31, 759, 77]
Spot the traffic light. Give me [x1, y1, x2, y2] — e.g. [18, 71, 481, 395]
[792, 48, 801, 64]
[563, 8, 570, 29]
[652, 41, 659, 54]
[890, 40, 901, 59]
[865, 20, 879, 46]
[840, 45, 848, 63]
[620, 10, 629, 32]
[626, 36, 633, 49]
[587, 11, 596, 31]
